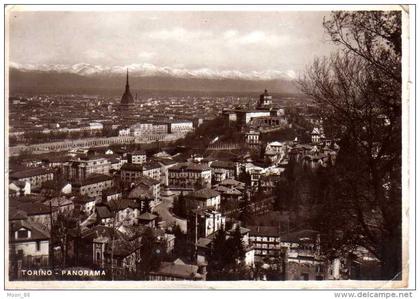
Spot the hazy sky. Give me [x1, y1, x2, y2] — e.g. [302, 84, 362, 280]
[9, 10, 336, 75]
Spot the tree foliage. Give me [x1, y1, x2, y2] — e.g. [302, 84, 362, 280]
[137, 227, 164, 279]
[207, 227, 250, 280]
[175, 116, 241, 150]
[299, 11, 402, 279]
[172, 192, 187, 219]
[238, 195, 253, 226]
[172, 225, 190, 258]
[238, 168, 252, 187]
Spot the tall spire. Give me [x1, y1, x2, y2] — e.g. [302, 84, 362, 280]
[126, 68, 129, 89]
[120, 68, 134, 105]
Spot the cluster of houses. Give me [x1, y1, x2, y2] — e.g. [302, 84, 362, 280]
[8, 90, 360, 281]
[9, 137, 344, 281]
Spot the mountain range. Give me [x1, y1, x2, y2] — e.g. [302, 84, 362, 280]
[8, 62, 301, 96]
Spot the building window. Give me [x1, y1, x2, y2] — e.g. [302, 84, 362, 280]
[17, 229, 28, 239]
[36, 241, 41, 251]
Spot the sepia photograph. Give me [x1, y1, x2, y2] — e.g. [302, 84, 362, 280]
[3, 3, 414, 292]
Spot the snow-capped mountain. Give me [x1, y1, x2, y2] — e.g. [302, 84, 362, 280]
[9, 62, 297, 81]
[8, 61, 300, 95]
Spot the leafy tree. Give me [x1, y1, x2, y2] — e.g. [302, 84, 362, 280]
[142, 199, 152, 213]
[51, 212, 77, 267]
[299, 11, 402, 279]
[261, 127, 299, 143]
[208, 227, 228, 274]
[238, 193, 253, 226]
[273, 177, 292, 211]
[264, 249, 287, 281]
[207, 226, 252, 280]
[172, 192, 187, 219]
[172, 225, 189, 257]
[251, 261, 265, 281]
[238, 168, 252, 188]
[174, 116, 239, 150]
[137, 227, 164, 279]
[228, 226, 245, 263]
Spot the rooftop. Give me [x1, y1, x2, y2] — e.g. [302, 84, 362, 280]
[219, 178, 245, 187]
[210, 160, 237, 169]
[281, 229, 320, 243]
[138, 212, 157, 221]
[196, 237, 212, 248]
[95, 206, 114, 219]
[190, 188, 220, 199]
[169, 162, 211, 172]
[142, 161, 162, 170]
[11, 220, 50, 242]
[248, 225, 281, 237]
[10, 167, 54, 179]
[41, 179, 70, 190]
[150, 262, 202, 280]
[73, 195, 96, 204]
[73, 174, 112, 187]
[106, 199, 140, 211]
[9, 207, 28, 221]
[9, 200, 51, 216]
[129, 150, 146, 155]
[228, 226, 250, 235]
[135, 175, 160, 187]
[121, 163, 144, 172]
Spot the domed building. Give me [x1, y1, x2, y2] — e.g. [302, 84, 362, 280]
[257, 89, 273, 109]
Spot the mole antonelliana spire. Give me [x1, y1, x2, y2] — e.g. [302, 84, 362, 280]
[120, 68, 134, 106]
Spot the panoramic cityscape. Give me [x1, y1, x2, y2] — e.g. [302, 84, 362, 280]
[7, 9, 403, 284]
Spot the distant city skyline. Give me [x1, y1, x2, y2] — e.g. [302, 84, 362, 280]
[8, 10, 335, 80]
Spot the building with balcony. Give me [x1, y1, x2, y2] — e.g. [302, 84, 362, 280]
[248, 225, 282, 261]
